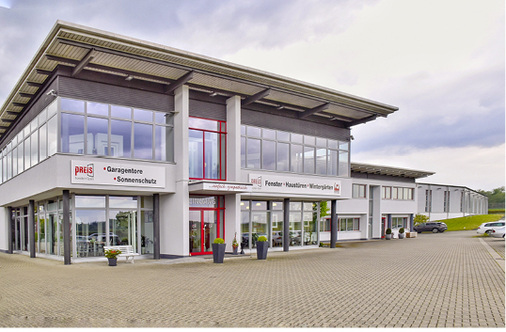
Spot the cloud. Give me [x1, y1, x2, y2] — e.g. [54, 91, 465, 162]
[352, 144, 505, 192]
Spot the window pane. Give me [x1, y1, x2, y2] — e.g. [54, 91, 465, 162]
[246, 138, 261, 169]
[39, 123, 47, 160]
[111, 105, 132, 119]
[316, 137, 327, 148]
[304, 135, 316, 146]
[110, 196, 138, 209]
[76, 209, 106, 257]
[247, 126, 261, 137]
[277, 142, 289, 172]
[303, 146, 315, 174]
[328, 139, 338, 149]
[189, 130, 203, 178]
[339, 141, 349, 151]
[277, 131, 290, 141]
[88, 102, 109, 116]
[204, 132, 219, 179]
[262, 128, 276, 140]
[47, 116, 57, 156]
[134, 109, 153, 122]
[61, 98, 85, 113]
[17, 142, 24, 173]
[241, 137, 246, 168]
[291, 144, 303, 173]
[75, 195, 106, 208]
[291, 133, 303, 144]
[154, 112, 169, 124]
[316, 148, 327, 175]
[134, 123, 153, 160]
[30, 130, 38, 167]
[111, 119, 132, 158]
[328, 150, 338, 176]
[339, 151, 349, 176]
[154, 125, 167, 161]
[61, 113, 85, 154]
[87, 117, 109, 155]
[24, 137, 30, 170]
[262, 140, 276, 170]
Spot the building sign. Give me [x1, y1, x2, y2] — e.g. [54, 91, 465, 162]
[249, 174, 341, 196]
[71, 160, 165, 188]
[189, 181, 252, 193]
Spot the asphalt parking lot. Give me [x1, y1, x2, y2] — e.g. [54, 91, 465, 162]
[0, 230, 504, 328]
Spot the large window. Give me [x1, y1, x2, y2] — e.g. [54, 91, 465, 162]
[241, 125, 349, 177]
[339, 217, 360, 231]
[60, 98, 173, 161]
[352, 184, 366, 198]
[189, 117, 226, 180]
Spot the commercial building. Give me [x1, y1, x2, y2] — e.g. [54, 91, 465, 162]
[416, 183, 488, 221]
[0, 22, 486, 264]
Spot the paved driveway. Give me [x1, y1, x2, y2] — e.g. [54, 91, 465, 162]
[0, 231, 504, 328]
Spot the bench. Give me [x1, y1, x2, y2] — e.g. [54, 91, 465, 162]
[104, 245, 140, 264]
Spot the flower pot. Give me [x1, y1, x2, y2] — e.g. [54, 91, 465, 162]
[385, 234, 392, 240]
[107, 258, 117, 266]
[256, 241, 268, 260]
[399, 233, 405, 239]
[212, 243, 226, 263]
[232, 246, 238, 255]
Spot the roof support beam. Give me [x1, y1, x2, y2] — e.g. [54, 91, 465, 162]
[164, 71, 194, 94]
[12, 103, 26, 108]
[0, 118, 14, 122]
[0, 125, 10, 130]
[26, 82, 43, 88]
[6, 111, 19, 116]
[298, 103, 330, 119]
[72, 48, 95, 76]
[242, 88, 271, 107]
[346, 115, 377, 127]
[35, 69, 53, 76]
[19, 93, 34, 98]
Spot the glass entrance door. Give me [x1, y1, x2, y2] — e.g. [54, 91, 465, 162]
[189, 209, 219, 255]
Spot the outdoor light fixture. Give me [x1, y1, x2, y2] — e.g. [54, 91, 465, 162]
[125, 75, 134, 81]
[209, 92, 218, 97]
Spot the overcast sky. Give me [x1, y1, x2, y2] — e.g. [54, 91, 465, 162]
[0, 0, 504, 191]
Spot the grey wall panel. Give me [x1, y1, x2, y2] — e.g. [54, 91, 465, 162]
[242, 109, 350, 140]
[58, 76, 174, 113]
[189, 98, 226, 121]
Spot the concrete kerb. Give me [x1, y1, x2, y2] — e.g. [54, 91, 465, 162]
[479, 238, 505, 272]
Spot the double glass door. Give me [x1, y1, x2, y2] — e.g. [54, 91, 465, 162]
[189, 209, 219, 255]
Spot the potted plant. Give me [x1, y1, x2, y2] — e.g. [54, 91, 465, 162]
[212, 238, 226, 263]
[398, 228, 405, 239]
[105, 248, 122, 266]
[385, 228, 392, 240]
[256, 235, 269, 260]
[232, 233, 239, 255]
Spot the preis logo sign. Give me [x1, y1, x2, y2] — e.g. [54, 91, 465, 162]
[74, 163, 94, 179]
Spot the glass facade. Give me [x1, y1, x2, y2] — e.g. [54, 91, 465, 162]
[0, 98, 174, 184]
[10, 195, 153, 258]
[241, 200, 321, 249]
[241, 124, 349, 177]
[188, 117, 226, 180]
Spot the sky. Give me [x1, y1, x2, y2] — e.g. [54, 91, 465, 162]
[0, 0, 504, 191]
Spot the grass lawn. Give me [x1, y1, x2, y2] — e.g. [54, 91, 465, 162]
[443, 214, 505, 231]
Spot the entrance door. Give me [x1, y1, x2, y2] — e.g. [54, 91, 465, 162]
[189, 209, 219, 255]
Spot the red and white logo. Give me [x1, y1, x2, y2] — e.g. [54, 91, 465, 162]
[74, 164, 94, 178]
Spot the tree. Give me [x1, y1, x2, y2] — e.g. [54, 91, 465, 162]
[478, 187, 505, 209]
[413, 214, 429, 225]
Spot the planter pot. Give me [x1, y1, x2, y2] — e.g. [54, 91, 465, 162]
[256, 241, 268, 260]
[212, 243, 226, 263]
[107, 258, 117, 266]
[232, 246, 238, 255]
[398, 233, 405, 239]
[385, 234, 392, 240]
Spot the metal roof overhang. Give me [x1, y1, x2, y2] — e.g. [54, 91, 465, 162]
[351, 162, 435, 179]
[0, 21, 399, 143]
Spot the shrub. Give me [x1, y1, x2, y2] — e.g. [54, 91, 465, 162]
[213, 238, 225, 244]
[399, 228, 405, 234]
[386, 228, 392, 235]
[257, 235, 268, 242]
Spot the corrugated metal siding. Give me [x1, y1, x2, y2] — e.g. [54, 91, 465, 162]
[189, 98, 226, 121]
[242, 109, 350, 140]
[58, 76, 173, 112]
